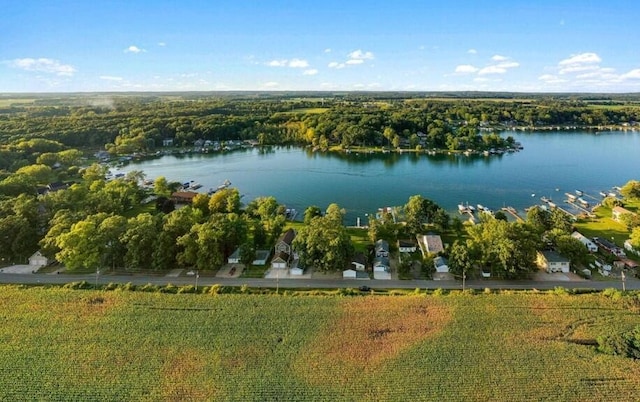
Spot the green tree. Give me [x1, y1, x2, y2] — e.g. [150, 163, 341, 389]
[630, 226, 640, 250]
[620, 180, 640, 201]
[294, 205, 353, 272]
[153, 176, 171, 197]
[448, 241, 472, 278]
[121, 213, 161, 270]
[304, 205, 322, 224]
[555, 234, 587, 266]
[526, 206, 550, 234]
[404, 195, 426, 235]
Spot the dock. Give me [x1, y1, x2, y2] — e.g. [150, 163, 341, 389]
[501, 206, 524, 222]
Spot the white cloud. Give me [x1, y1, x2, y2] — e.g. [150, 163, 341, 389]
[157, 42, 166, 47]
[124, 45, 146, 53]
[478, 65, 507, 75]
[455, 64, 478, 74]
[267, 60, 286, 67]
[621, 69, 640, 79]
[491, 55, 508, 62]
[348, 49, 374, 61]
[346, 59, 364, 65]
[303, 69, 318, 76]
[558, 52, 601, 74]
[496, 61, 520, 69]
[263, 81, 279, 88]
[538, 74, 566, 84]
[288, 58, 309, 68]
[328, 61, 345, 69]
[324, 48, 332, 53]
[467, 49, 477, 54]
[266, 58, 309, 68]
[8, 58, 76, 76]
[99, 75, 123, 81]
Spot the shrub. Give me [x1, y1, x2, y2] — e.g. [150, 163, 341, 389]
[597, 326, 640, 359]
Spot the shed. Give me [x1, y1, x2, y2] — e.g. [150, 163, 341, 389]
[433, 256, 449, 273]
[29, 251, 48, 267]
[252, 250, 270, 266]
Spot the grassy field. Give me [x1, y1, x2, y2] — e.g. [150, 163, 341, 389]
[0, 286, 639, 401]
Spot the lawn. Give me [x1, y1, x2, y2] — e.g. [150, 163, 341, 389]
[574, 205, 631, 245]
[0, 286, 639, 401]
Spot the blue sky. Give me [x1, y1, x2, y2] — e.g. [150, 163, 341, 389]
[2, 1, 639, 93]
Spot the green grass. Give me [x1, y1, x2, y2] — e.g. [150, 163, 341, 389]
[574, 205, 630, 245]
[346, 227, 370, 253]
[1, 286, 639, 400]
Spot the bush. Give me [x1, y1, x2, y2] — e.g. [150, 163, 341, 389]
[138, 283, 159, 293]
[63, 281, 91, 290]
[597, 326, 640, 359]
[177, 285, 196, 294]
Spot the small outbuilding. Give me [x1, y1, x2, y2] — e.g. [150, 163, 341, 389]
[28, 251, 48, 267]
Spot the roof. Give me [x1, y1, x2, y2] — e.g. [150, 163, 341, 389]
[540, 250, 570, 263]
[277, 228, 296, 246]
[375, 239, 389, 251]
[423, 234, 444, 253]
[171, 191, 198, 200]
[613, 206, 635, 215]
[433, 256, 448, 268]
[352, 252, 367, 266]
[398, 239, 416, 248]
[272, 251, 290, 263]
[571, 231, 591, 242]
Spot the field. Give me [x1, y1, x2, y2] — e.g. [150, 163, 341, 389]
[1, 286, 639, 401]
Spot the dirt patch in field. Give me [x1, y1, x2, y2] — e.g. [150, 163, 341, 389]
[160, 349, 221, 401]
[296, 296, 451, 385]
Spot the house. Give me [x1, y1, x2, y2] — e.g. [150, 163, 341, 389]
[373, 256, 391, 280]
[398, 239, 417, 253]
[170, 191, 199, 204]
[351, 252, 367, 271]
[28, 251, 48, 267]
[433, 256, 449, 273]
[593, 237, 626, 257]
[375, 239, 389, 258]
[571, 231, 598, 253]
[275, 229, 295, 256]
[417, 234, 444, 257]
[193, 139, 205, 148]
[227, 248, 241, 264]
[537, 251, 570, 273]
[162, 138, 174, 147]
[271, 251, 290, 269]
[47, 182, 69, 192]
[612, 206, 636, 222]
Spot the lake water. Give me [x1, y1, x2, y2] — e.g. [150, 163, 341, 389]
[121, 130, 640, 225]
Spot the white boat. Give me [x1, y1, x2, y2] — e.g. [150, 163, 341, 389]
[599, 191, 607, 197]
[540, 196, 550, 203]
[458, 204, 467, 212]
[565, 193, 576, 201]
[575, 190, 583, 196]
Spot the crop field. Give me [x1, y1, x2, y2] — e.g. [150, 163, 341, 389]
[0, 286, 639, 401]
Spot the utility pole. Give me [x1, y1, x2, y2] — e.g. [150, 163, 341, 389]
[621, 271, 626, 292]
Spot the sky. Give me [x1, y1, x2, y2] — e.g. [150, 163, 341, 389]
[1, 0, 640, 93]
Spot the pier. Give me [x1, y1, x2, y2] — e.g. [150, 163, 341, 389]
[501, 206, 524, 222]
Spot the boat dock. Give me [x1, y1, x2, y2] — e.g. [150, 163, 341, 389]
[501, 206, 524, 222]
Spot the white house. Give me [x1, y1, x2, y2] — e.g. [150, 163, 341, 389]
[271, 252, 290, 269]
[612, 206, 636, 222]
[624, 240, 638, 255]
[28, 251, 48, 267]
[433, 256, 449, 273]
[537, 251, 570, 273]
[571, 231, 598, 253]
[373, 256, 391, 280]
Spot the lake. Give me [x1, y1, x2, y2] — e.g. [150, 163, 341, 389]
[120, 130, 640, 225]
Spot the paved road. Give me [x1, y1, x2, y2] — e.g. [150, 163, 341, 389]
[0, 272, 638, 291]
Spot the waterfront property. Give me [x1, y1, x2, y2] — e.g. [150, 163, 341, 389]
[537, 251, 570, 273]
[417, 234, 444, 257]
[170, 191, 198, 205]
[571, 231, 598, 253]
[612, 206, 636, 222]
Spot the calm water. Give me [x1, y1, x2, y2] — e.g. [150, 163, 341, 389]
[121, 131, 640, 224]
